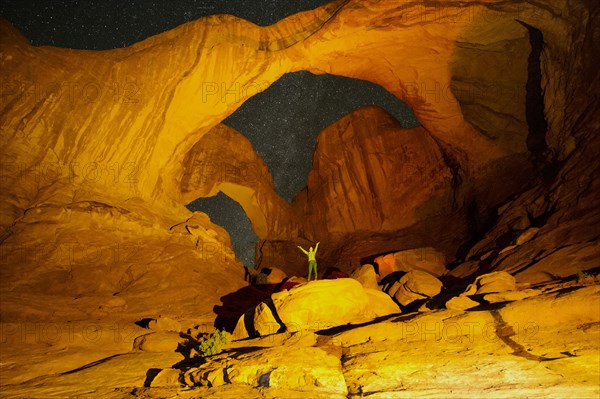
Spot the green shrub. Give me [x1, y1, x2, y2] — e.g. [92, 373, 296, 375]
[198, 329, 231, 357]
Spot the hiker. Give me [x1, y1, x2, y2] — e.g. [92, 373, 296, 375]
[297, 242, 320, 281]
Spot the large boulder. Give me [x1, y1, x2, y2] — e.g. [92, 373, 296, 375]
[350, 264, 380, 290]
[463, 271, 516, 295]
[375, 248, 448, 278]
[233, 279, 399, 340]
[389, 270, 443, 307]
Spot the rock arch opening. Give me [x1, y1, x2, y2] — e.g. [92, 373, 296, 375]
[183, 71, 419, 268]
[223, 70, 420, 202]
[188, 192, 258, 266]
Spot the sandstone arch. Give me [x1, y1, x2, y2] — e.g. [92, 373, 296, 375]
[178, 123, 299, 240]
[1, 0, 598, 315]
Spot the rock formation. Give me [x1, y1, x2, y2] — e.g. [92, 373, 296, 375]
[232, 279, 400, 340]
[179, 123, 298, 239]
[0, 0, 599, 397]
[375, 247, 448, 278]
[387, 270, 443, 307]
[2, 0, 598, 287]
[264, 0, 600, 282]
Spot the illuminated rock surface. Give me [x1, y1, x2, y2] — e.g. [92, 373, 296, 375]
[233, 279, 400, 340]
[349, 263, 379, 290]
[375, 247, 448, 278]
[179, 123, 298, 240]
[1, 0, 599, 397]
[390, 270, 443, 307]
[2, 282, 597, 398]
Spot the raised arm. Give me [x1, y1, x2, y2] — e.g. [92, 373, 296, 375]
[297, 245, 308, 255]
[314, 242, 320, 253]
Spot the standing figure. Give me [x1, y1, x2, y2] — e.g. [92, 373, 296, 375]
[298, 242, 320, 281]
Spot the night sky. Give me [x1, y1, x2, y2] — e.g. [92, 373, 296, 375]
[1, 1, 418, 267]
[0, 0, 336, 49]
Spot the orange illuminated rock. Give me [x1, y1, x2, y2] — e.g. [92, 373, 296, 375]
[0, 0, 599, 395]
[2, 0, 597, 307]
[267, 106, 459, 275]
[304, 106, 453, 236]
[374, 248, 448, 278]
[446, 295, 480, 311]
[233, 278, 399, 339]
[184, 345, 348, 395]
[388, 270, 443, 307]
[463, 271, 516, 295]
[350, 264, 380, 291]
[179, 123, 299, 240]
[0, 200, 245, 321]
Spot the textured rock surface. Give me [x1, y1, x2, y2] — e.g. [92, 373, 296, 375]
[463, 271, 516, 295]
[350, 264, 380, 290]
[184, 345, 347, 395]
[338, 285, 600, 398]
[0, 202, 245, 321]
[1, 281, 597, 398]
[390, 270, 444, 307]
[132, 332, 186, 353]
[179, 124, 298, 239]
[2, 0, 598, 301]
[233, 279, 399, 340]
[0, 0, 599, 397]
[375, 247, 448, 278]
[282, 106, 459, 275]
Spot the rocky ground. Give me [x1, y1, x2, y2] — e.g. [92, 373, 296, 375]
[1, 271, 598, 398]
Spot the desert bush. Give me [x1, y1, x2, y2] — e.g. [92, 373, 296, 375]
[198, 329, 231, 356]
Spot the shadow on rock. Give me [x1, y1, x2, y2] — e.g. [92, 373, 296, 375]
[213, 285, 273, 332]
